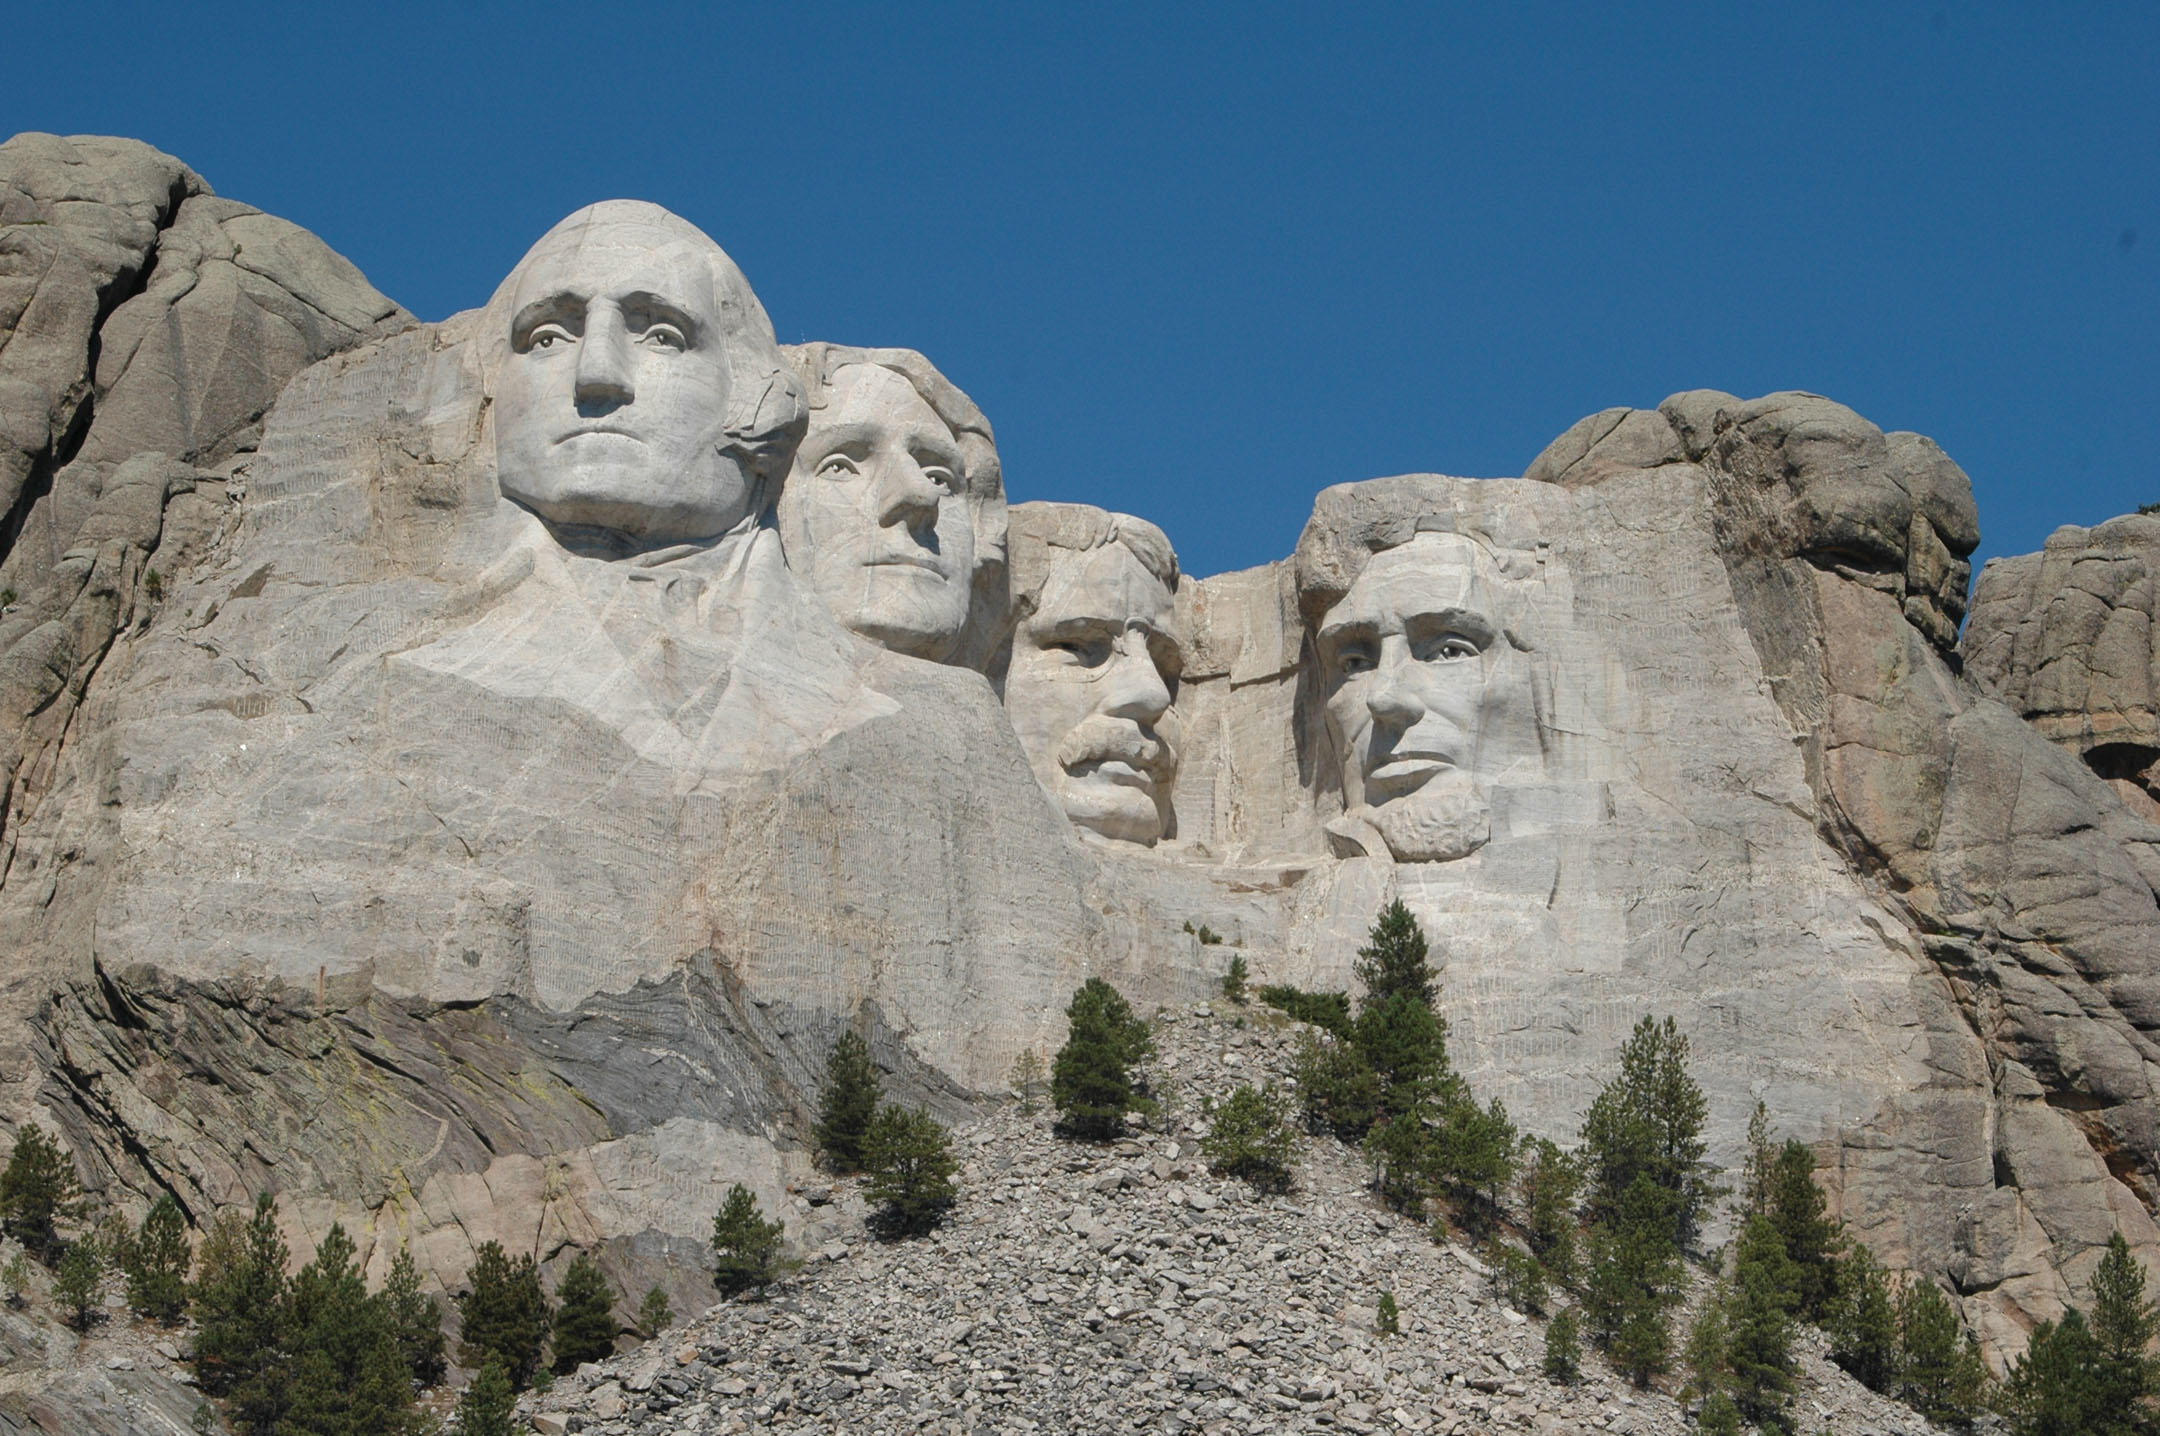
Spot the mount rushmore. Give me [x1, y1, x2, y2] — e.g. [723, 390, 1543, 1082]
[1, 131, 2156, 1365]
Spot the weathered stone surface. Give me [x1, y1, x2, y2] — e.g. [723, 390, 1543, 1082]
[1, 135, 2157, 1387]
[1965, 513, 2160, 818]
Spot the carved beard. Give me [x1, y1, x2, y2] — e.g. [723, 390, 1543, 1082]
[1362, 769, 1490, 863]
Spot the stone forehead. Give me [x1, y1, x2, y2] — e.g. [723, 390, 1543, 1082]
[1293, 476, 1535, 630]
[784, 342, 1004, 504]
[1007, 501, 1177, 599]
[486, 200, 768, 335]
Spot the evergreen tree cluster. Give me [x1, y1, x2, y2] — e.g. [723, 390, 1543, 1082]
[811, 1026, 963, 1238]
[191, 1195, 450, 1436]
[2002, 1232, 2160, 1436]
[1287, 900, 1520, 1234]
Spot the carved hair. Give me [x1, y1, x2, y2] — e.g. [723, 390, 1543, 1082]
[782, 342, 1008, 575]
[482, 200, 808, 519]
[1005, 502, 1179, 621]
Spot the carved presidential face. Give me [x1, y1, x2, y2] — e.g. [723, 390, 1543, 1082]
[495, 213, 749, 545]
[1315, 531, 1529, 862]
[780, 363, 978, 660]
[1005, 541, 1181, 846]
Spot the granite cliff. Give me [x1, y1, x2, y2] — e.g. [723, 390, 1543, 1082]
[0, 132, 2155, 1392]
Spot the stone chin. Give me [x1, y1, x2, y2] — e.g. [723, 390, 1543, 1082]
[1057, 768, 1170, 847]
[1332, 770, 1491, 863]
[826, 566, 969, 662]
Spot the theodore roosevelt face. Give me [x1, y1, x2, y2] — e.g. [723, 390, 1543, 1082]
[495, 210, 751, 545]
[1004, 537, 1181, 846]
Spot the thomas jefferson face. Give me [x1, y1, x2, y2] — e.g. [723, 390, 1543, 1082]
[1315, 532, 1522, 862]
[780, 364, 977, 660]
[1004, 541, 1181, 846]
[495, 213, 749, 545]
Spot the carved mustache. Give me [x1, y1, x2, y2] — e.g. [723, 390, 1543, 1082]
[1056, 715, 1173, 781]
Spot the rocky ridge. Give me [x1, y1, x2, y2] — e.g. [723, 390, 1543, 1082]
[526, 1002, 1946, 1436]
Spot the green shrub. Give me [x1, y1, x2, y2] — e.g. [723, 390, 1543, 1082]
[550, 1252, 617, 1373]
[1827, 1243, 1900, 1392]
[1292, 1031, 1381, 1138]
[862, 1104, 960, 1236]
[636, 1284, 672, 1339]
[455, 1241, 551, 1392]
[124, 1194, 191, 1322]
[815, 1030, 882, 1172]
[381, 1243, 447, 1388]
[1051, 978, 1152, 1139]
[1257, 984, 1353, 1038]
[456, 1359, 516, 1436]
[710, 1183, 785, 1298]
[1896, 1276, 1987, 1426]
[1487, 1240, 1547, 1315]
[1544, 1307, 1581, 1382]
[1201, 1084, 1296, 1192]
[53, 1238, 101, 1331]
[1375, 1289, 1400, 1336]
[1008, 1047, 1046, 1113]
[1221, 954, 1249, 1003]
[0, 1124, 85, 1264]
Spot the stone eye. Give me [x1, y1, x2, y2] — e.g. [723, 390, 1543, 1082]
[641, 325, 687, 351]
[922, 466, 957, 492]
[1336, 644, 1377, 675]
[815, 454, 860, 479]
[1049, 637, 1111, 668]
[527, 324, 573, 351]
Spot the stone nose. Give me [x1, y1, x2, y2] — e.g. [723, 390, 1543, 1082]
[1364, 640, 1423, 730]
[1101, 637, 1171, 725]
[874, 454, 945, 531]
[574, 307, 634, 410]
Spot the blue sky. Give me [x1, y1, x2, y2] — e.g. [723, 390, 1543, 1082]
[7, 1, 2155, 586]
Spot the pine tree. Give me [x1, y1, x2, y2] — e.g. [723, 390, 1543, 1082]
[1897, 1276, 1987, 1426]
[2091, 1231, 2160, 1430]
[2006, 1308, 2103, 1436]
[1682, 1279, 1729, 1403]
[283, 1223, 421, 1436]
[1201, 1084, 1297, 1192]
[191, 1194, 292, 1424]
[1826, 1243, 1901, 1392]
[52, 1237, 101, 1331]
[862, 1104, 960, 1236]
[1740, 1099, 1774, 1217]
[1427, 1094, 1516, 1226]
[1520, 1137, 1581, 1284]
[1726, 1213, 1799, 1427]
[1291, 1031, 1382, 1140]
[1577, 1016, 1714, 1246]
[456, 1359, 517, 1436]
[710, 1183, 785, 1297]
[551, 1251, 618, 1373]
[1051, 978, 1153, 1139]
[1764, 1139, 1842, 1320]
[637, 1284, 673, 1338]
[125, 1193, 191, 1322]
[815, 1030, 882, 1172]
[1544, 1307, 1581, 1382]
[1582, 1176, 1684, 1387]
[1696, 1390, 1744, 1436]
[381, 1243, 447, 1388]
[1354, 899, 1435, 1007]
[1222, 954, 1249, 1005]
[456, 1241, 551, 1391]
[1362, 1105, 1430, 1213]
[1375, 1289, 1400, 1335]
[1008, 1048, 1046, 1114]
[0, 1124, 85, 1264]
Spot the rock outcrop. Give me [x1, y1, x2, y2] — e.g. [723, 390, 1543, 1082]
[0, 133, 2156, 1386]
[1964, 513, 2160, 819]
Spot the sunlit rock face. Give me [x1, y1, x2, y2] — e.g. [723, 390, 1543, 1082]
[2, 134, 2159, 1370]
[780, 344, 1006, 667]
[1001, 502, 1182, 846]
